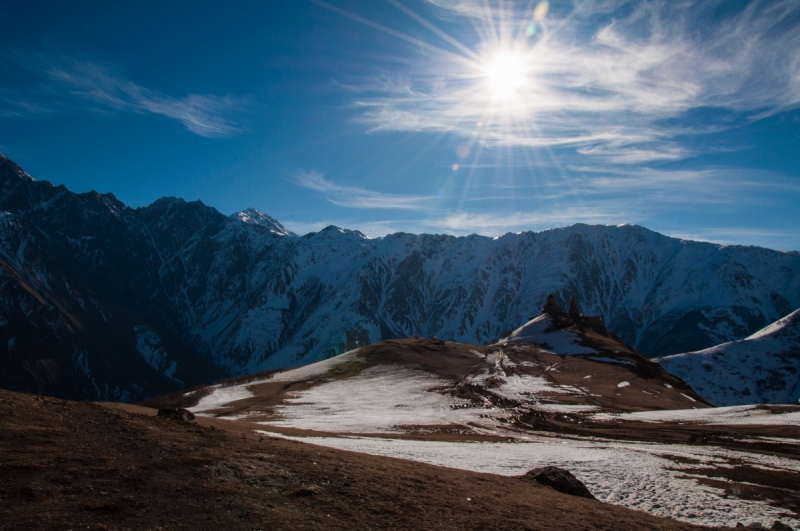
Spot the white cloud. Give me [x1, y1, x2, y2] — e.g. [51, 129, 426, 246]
[293, 170, 433, 210]
[349, 0, 800, 163]
[5, 51, 246, 138]
[420, 208, 626, 235]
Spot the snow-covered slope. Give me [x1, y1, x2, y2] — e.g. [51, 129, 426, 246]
[655, 309, 800, 405]
[231, 208, 296, 236]
[501, 314, 598, 355]
[1, 151, 800, 400]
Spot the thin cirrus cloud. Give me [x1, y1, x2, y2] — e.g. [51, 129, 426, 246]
[293, 170, 433, 210]
[282, 204, 631, 238]
[4, 50, 246, 138]
[349, 0, 800, 164]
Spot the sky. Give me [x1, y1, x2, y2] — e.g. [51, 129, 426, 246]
[1, 0, 799, 250]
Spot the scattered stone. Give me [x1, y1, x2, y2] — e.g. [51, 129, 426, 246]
[157, 408, 195, 422]
[771, 521, 794, 531]
[521, 466, 595, 499]
[290, 487, 316, 497]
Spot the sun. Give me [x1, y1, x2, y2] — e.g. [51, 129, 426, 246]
[482, 50, 529, 100]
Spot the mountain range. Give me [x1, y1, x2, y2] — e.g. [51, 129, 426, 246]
[1, 152, 799, 402]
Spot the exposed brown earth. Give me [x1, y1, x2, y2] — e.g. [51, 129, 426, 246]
[146, 337, 799, 525]
[0, 388, 728, 531]
[183, 338, 710, 424]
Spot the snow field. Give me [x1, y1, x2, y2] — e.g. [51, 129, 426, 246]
[260, 364, 498, 433]
[258, 433, 799, 529]
[467, 373, 585, 403]
[190, 348, 363, 414]
[593, 404, 800, 426]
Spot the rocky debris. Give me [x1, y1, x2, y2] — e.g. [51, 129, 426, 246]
[157, 408, 195, 422]
[520, 466, 595, 499]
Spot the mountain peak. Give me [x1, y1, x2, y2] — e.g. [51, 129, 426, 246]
[231, 208, 295, 236]
[0, 152, 35, 183]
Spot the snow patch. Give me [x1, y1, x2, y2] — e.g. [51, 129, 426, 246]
[267, 348, 362, 383]
[190, 384, 255, 413]
[260, 364, 488, 433]
[499, 315, 598, 355]
[594, 405, 800, 426]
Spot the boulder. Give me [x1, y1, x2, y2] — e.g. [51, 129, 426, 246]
[521, 466, 595, 499]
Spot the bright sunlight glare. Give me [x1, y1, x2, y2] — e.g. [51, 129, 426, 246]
[482, 50, 529, 100]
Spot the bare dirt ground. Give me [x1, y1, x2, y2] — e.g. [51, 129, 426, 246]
[160, 338, 799, 525]
[0, 388, 731, 531]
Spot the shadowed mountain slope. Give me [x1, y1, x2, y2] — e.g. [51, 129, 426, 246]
[656, 309, 800, 406]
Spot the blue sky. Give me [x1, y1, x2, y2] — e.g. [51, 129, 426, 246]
[1, 0, 799, 250]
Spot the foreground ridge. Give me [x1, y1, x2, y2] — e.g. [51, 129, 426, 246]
[1, 388, 715, 531]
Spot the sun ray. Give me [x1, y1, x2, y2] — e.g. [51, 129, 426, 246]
[386, 0, 480, 61]
[310, 0, 477, 70]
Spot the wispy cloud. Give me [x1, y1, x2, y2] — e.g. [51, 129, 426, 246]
[3, 50, 246, 138]
[420, 208, 627, 235]
[280, 203, 630, 238]
[293, 170, 433, 209]
[345, 0, 800, 163]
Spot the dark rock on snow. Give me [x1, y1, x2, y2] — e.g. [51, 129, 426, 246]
[521, 466, 595, 499]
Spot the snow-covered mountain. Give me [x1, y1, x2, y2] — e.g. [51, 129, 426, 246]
[1, 152, 799, 401]
[655, 309, 800, 405]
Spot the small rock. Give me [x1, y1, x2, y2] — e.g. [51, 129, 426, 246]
[520, 466, 595, 499]
[771, 521, 794, 531]
[157, 408, 195, 422]
[290, 488, 316, 497]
